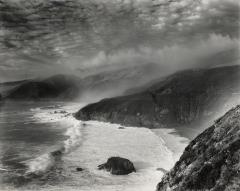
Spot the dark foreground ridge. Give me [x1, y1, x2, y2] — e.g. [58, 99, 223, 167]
[75, 65, 240, 132]
[156, 105, 240, 191]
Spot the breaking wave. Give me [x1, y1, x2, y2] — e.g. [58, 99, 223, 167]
[23, 153, 58, 175]
[23, 104, 84, 176]
[63, 122, 83, 154]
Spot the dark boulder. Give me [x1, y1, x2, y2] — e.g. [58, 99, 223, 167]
[51, 149, 63, 157]
[76, 167, 84, 172]
[98, 157, 136, 175]
[82, 123, 87, 127]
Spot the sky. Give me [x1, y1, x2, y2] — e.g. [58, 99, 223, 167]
[0, 0, 239, 82]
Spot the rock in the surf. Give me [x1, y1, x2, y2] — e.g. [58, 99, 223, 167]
[98, 157, 136, 175]
[76, 167, 84, 172]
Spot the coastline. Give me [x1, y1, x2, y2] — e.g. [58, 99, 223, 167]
[151, 128, 189, 162]
[32, 103, 179, 190]
[0, 102, 189, 191]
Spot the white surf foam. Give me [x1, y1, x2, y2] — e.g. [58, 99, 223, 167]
[30, 107, 41, 112]
[63, 122, 83, 154]
[23, 103, 85, 175]
[17, 103, 180, 191]
[60, 121, 175, 191]
[152, 128, 189, 162]
[24, 153, 56, 175]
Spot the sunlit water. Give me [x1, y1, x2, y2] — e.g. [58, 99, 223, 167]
[0, 101, 184, 191]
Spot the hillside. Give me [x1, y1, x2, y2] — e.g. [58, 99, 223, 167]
[5, 75, 81, 100]
[0, 80, 29, 97]
[79, 62, 164, 100]
[75, 65, 240, 134]
[156, 105, 240, 191]
[2, 63, 164, 101]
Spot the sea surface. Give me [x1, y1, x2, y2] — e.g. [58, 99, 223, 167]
[0, 101, 187, 191]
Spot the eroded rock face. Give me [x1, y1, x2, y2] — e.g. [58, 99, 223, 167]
[156, 105, 240, 191]
[75, 66, 240, 132]
[98, 157, 136, 175]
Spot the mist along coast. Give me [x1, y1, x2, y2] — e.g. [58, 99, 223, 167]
[0, 65, 240, 191]
[0, 101, 188, 191]
[0, 0, 240, 190]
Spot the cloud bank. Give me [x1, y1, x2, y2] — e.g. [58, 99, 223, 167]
[76, 34, 239, 72]
[0, 0, 239, 81]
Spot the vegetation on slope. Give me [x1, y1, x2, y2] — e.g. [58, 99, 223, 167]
[157, 105, 240, 191]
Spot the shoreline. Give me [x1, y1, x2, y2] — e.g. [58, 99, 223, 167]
[34, 103, 177, 190]
[151, 128, 189, 162]
[0, 102, 189, 191]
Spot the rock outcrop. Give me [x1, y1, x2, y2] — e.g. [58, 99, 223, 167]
[98, 157, 136, 175]
[156, 105, 240, 191]
[75, 65, 240, 131]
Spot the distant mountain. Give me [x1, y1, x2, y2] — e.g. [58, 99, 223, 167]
[0, 80, 29, 86]
[2, 63, 164, 101]
[157, 105, 240, 191]
[0, 80, 30, 97]
[78, 63, 165, 100]
[124, 48, 240, 95]
[5, 74, 81, 100]
[75, 65, 240, 136]
[197, 48, 240, 68]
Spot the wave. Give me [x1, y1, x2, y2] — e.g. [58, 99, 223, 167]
[29, 107, 41, 112]
[63, 122, 83, 154]
[23, 152, 60, 176]
[23, 104, 85, 176]
[23, 124, 83, 176]
[0, 103, 180, 191]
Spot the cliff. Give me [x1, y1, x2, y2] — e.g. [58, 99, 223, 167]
[75, 65, 240, 130]
[156, 105, 240, 191]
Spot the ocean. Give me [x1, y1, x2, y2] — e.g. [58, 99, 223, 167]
[0, 101, 186, 191]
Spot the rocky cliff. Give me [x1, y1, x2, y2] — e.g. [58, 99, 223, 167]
[75, 65, 240, 130]
[156, 105, 240, 191]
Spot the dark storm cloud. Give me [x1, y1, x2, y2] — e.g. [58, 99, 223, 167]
[0, 0, 239, 81]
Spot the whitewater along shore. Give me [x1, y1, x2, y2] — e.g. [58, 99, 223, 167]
[0, 102, 188, 191]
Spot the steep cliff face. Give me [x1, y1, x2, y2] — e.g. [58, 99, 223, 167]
[75, 65, 240, 129]
[156, 105, 240, 191]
